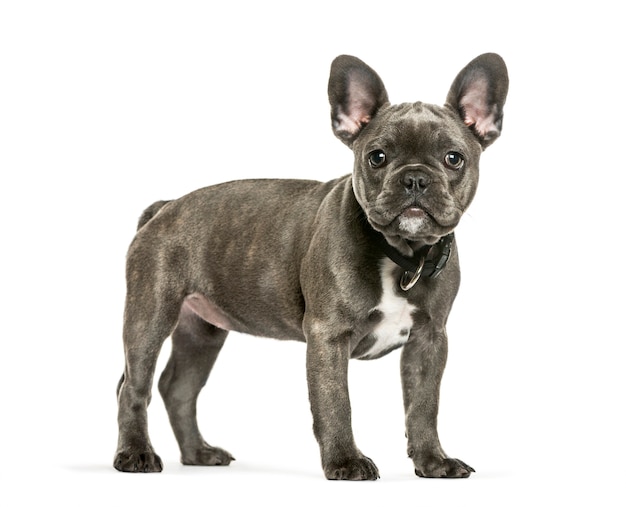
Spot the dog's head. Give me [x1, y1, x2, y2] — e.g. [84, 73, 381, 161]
[328, 54, 508, 251]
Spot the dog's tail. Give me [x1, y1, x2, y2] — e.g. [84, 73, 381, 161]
[137, 200, 171, 230]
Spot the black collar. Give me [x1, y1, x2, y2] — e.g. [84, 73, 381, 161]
[367, 224, 455, 291]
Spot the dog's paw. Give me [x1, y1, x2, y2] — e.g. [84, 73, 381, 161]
[324, 455, 380, 481]
[114, 449, 163, 473]
[413, 456, 474, 478]
[181, 444, 235, 466]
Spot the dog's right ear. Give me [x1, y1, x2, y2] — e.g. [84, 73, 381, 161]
[328, 55, 389, 147]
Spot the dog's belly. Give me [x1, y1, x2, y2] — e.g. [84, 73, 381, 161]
[353, 259, 415, 360]
[181, 291, 305, 339]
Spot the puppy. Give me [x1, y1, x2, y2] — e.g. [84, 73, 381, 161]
[114, 53, 508, 479]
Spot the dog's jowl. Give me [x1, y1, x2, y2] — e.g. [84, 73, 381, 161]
[114, 54, 508, 479]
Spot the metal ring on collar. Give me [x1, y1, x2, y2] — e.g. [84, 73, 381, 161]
[399, 255, 426, 291]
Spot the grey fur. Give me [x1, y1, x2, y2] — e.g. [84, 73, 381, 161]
[114, 53, 508, 479]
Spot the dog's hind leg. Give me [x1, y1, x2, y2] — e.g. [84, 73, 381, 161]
[114, 250, 183, 472]
[158, 302, 234, 466]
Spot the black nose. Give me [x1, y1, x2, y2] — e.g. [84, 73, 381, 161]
[402, 171, 431, 194]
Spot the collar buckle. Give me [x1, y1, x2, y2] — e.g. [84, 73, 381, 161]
[426, 233, 454, 280]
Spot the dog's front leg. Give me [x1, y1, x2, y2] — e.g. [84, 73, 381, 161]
[401, 328, 474, 478]
[305, 333, 379, 480]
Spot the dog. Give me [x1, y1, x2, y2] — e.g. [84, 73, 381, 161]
[114, 53, 508, 480]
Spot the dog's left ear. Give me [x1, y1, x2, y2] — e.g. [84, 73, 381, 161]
[328, 55, 389, 146]
[446, 53, 509, 149]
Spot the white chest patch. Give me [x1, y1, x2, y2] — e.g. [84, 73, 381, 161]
[360, 258, 416, 359]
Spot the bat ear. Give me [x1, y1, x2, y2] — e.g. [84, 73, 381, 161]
[446, 53, 509, 148]
[328, 55, 389, 147]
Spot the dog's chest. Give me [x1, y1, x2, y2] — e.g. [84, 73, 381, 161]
[355, 259, 416, 360]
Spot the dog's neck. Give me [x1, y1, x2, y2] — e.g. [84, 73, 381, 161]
[390, 236, 433, 258]
[358, 215, 437, 259]
[361, 216, 454, 290]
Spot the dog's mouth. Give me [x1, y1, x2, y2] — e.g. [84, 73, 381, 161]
[366, 200, 460, 244]
[400, 206, 428, 220]
[397, 198, 461, 229]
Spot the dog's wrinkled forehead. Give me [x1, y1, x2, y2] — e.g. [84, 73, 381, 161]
[356, 102, 478, 157]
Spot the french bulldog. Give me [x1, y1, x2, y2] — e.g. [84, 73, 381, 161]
[114, 53, 509, 480]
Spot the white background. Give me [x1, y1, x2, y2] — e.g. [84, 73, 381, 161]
[1, 1, 624, 505]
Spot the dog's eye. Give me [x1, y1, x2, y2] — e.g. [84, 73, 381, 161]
[368, 150, 387, 168]
[444, 151, 465, 170]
